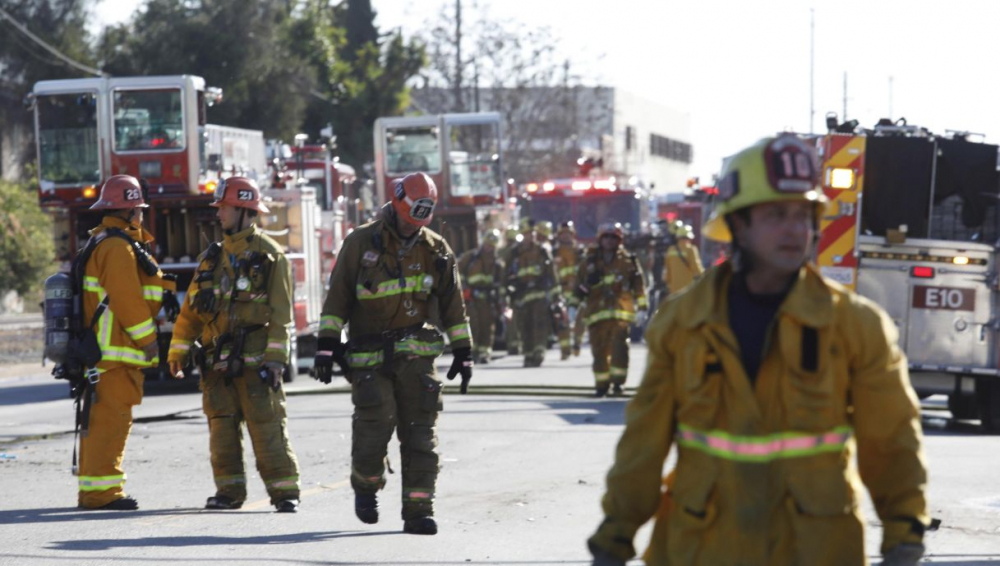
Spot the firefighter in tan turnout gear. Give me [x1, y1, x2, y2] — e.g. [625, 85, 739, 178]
[576, 222, 647, 397]
[76, 175, 176, 510]
[663, 220, 704, 295]
[458, 229, 505, 364]
[553, 221, 585, 359]
[588, 135, 929, 566]
[167, 177, 301, 513]
[500, 226, 522, 355]
[311, 172, 473, 536]
[506, 219, 563, 368]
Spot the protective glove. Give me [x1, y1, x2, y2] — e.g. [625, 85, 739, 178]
[446, 346, 473, 394]
[141, 340, 160, 363]
[161, 291, 181, 323]
[575, 284, 590, 299]
[312, 336, 348, 384]
[878, 543, 925, 566]
[261, 361, 284, 391]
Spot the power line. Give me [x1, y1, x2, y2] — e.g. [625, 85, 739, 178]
[0, 6, 106, 78]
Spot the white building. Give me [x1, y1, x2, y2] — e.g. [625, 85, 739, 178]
[409, 85, 692, 196]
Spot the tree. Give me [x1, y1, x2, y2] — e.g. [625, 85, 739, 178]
[0, 179, 54, 295]
[0, 0, 99, 178]
[293, 0, 425, 167]
[97, 0, 316, 141]
[413, 1, 605, 182]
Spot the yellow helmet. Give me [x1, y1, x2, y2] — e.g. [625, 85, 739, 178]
[703, 134, 827, 243]
[557, 221, 576, 237]
[537, 221, 554, 238]
[670, 220, 695, 240]
[483, 229, 501, 245]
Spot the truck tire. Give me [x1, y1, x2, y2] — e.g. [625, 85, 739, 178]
[976, 380, 1000, 433]
[948, 392, 980, 421]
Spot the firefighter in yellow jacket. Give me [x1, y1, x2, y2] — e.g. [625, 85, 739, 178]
[588, 135, 928, 566]
[167, 177, 301, 513]
[576, 223, 647, 397]
[506, 219, 562, 368]
[663, 220, 704, 295]
[77, 175, 176, 510]
[458, 229, 505, 364]
[553, 221, 584, 360]
[312, 172, 473, 536]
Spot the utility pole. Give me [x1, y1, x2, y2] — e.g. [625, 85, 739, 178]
[454, 0, 464, 112]
[809, 8, 815, 134]
[842, 72, 848, 121]
[888, 75, 894, 119]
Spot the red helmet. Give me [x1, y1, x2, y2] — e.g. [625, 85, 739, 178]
[90, 175, 148, 210]
[210, 177, 270, 213]
[392, 173, 438, 227]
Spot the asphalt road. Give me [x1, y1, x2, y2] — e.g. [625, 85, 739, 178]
[1, 347, 999, 566]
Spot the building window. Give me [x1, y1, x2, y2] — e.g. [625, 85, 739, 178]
[650, 133, 692, 164]
[625, 126, 635, 152]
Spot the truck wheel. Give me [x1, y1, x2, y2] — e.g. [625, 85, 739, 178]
[976, 380, 1000, 433]
[948, 392, 980, 421]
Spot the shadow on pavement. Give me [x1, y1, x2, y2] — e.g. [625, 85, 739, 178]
[46, 530, 402, 550]
[0, 382, 70, 406]
[0, 506, 204, 525]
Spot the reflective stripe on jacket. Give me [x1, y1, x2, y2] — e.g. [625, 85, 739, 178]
[589, 262, 928, 566]
[318, 206, 471, 363]
[168, 224, 293, 367]
[578, 248, 647, 326]
[83, 216, 174, 372]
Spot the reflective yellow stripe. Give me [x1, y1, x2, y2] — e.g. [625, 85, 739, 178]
[142, 285, 164, 301]
[321, 315, 345, 333]
[517, 290, 547, 305]
[677, 424, 853, 463]
[356, 274, 431, 300]
[447, 324, 471, 342]
[467, 273, 493, 285]
[517, 265, 542, 277]
[79, 474, 125, 491]
[125, 318, 156, 341]
[586, 309, 636, 325]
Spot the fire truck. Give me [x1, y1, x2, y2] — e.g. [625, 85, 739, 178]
[519, 174, 656, 242]
[373, 112, 511, 254]
[814, 117, 1000, 430]
[268, 139, 359, 279]
[29, 74, 339, 384]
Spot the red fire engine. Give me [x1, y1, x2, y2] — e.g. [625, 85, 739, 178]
[29, 74, 342, 384]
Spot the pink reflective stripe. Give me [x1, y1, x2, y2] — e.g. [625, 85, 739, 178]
[171, 343, 191, 352]
[266, 342, 285, 350]
[317, 350, 333, 356]
[676, 424, 852, 463]
[407, 491, 432, 499]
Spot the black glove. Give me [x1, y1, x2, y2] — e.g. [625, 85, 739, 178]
[446, 346, 473, 394]
[162, 291, 181, 323]
[576, 284, 590, 299]
[312, 336, 348, 384]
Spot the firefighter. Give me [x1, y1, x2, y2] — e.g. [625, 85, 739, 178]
[537, 220, 555, 248]
[553, 221, 584, 360]
[662, 220, 704, 296]
[501, 226, 522, 355]
[311, 172, 473, 536]
[576, 223, 647, 397]
[506, 219, 562, 368]
[167, 177, 301, 513]
[458, 229, 505, 364]
[588, 135, 928, 566]
[76, 175, 175, 510]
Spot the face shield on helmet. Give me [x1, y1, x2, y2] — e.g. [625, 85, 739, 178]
[393, 172, 438, 227]
[703, 134, 827, 243]
[210, 176, 270, 213]
[483, 229, 501, 246]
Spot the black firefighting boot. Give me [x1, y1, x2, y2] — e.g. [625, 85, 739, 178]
[611, 383, 625, 397]
[81, 496, 139, 511]
[275, 499, 299, 513]
[595, 384, 610, 398]
[508, 345, 520, 355]
[205, 495, 243, 510]
[403, 515, 438, 535]
[355, 493, 379, 524]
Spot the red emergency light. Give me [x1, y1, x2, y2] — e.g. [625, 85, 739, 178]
[911, 266, 935, 278]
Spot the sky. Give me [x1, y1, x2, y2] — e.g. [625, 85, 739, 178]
[91, 0, 1000, 185]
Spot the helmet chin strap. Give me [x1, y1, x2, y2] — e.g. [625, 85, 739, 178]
[225, 209, 248, 235]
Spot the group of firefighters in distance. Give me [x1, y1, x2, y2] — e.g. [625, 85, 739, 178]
[67, 133, 928, 566]
[459, 214, 705, 398]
